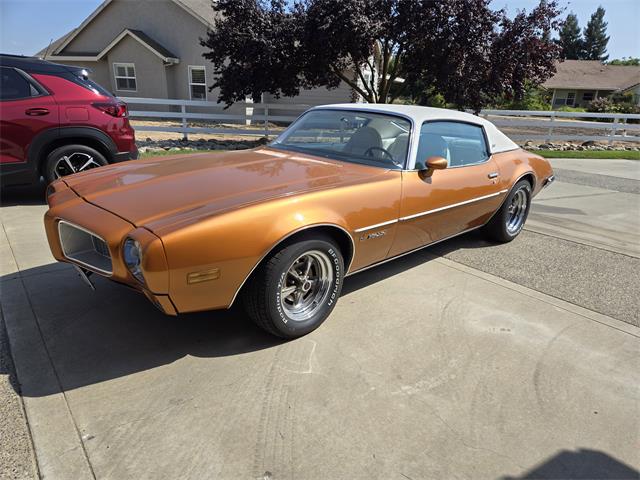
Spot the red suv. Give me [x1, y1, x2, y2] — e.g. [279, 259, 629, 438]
[0, 54, 137, 186]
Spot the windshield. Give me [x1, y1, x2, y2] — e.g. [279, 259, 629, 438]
[271, 109, 411, 169]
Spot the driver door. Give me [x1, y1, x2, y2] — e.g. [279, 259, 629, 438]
[388, 121, 506, 257]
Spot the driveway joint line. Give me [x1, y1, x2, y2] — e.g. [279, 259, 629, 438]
[1, 220, 97, 480]
[555, 167, 640, 183]
[0, 304, 41, 480]
[431, 254, 640, 338]
[534, 191, 620, 202]
[523, 226, 640, 260]
[0, 221, 41, 480]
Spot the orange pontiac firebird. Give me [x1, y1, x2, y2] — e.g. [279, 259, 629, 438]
[45, 104, 554, 338]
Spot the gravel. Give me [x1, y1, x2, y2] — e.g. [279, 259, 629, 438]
[553, 168, 640, 194]
[0, 310, 37, 480]
[431, 229, 640, 327]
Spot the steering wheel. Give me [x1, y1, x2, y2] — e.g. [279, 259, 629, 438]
[364, 146, 397, 165]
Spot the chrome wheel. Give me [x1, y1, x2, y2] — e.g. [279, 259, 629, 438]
[280, 250, 334, 322]
[54, 152, 102, 178]
[506, 188, 528, 235]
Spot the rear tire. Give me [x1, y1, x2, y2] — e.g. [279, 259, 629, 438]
[483, 180, 532, 243]
[242, 236, 344, 338]
[44, 144, 108, 183]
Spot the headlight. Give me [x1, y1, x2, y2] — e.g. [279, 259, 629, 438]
[123, 238, 144, 283]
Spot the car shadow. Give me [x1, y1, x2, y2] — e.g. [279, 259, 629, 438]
[0, 181, 47, 207]
[1, 183, 502, 397]
[500, 448, 639, 480]
[2, 231, 488, 398]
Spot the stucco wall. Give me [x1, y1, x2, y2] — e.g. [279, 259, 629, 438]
[263, 82, 354, 107]
[106, 34, 169, 99]
[55, 0, 355, 106]
[60, 0, 222, 101]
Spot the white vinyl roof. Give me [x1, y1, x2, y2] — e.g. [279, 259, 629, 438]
[312, 103, 519, 155]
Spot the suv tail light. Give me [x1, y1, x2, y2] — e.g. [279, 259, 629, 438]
[92, 102, 128, 118]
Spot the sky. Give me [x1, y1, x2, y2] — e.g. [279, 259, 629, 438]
[1, 0, 639, 60]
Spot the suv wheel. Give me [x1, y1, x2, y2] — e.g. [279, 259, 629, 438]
[44, 145, 108, 183]
[242, 236, 344, 338]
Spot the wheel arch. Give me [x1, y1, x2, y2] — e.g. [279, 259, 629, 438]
[28, 127, 117, 175]
[229, 223, 355, 307]
[518, 171, 536, 190]
[484, 170, 536, 227]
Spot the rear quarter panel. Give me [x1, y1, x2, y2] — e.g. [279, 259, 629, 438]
[493, 148, 553, 196]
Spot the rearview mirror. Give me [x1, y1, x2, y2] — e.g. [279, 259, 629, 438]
[419, 156, 448, 178]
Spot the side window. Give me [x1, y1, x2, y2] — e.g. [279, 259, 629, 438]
[188, 66, 206, 100]
[0, 67, 38, 101]
[416, 121, 489, 169]
[113, 63, 136, 92]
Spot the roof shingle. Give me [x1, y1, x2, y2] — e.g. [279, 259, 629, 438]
[543, 60, 640, 91]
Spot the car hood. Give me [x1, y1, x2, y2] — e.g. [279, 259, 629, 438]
[63, 147, 385, 230]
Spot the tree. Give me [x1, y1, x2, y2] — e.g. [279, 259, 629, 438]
[609, 57, 640, 66]
[402, 0, 563, 112]
[556, 13, 582, 59]
[582, 6, 609, 61]
[201, 0, 562, 112]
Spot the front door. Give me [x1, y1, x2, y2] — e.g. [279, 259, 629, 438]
[389, 121, 507, 257]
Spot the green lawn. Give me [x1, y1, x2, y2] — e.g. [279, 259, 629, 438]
[534, 149, 640, 160]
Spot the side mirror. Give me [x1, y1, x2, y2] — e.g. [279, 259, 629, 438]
[419, 156, 448, 178]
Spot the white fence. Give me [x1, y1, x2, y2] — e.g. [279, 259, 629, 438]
[121, 97, 307, 138]
[121, 97, 640, 143]
[480, 109, 640, 144]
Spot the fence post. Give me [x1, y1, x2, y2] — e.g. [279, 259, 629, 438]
[609, 117, 619, 144]
[546, 111, 555, 143]
[264, 104, 269, 138]
[181, 103, 188, 141]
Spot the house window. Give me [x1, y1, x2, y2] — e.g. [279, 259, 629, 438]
[189, 66, 206, 100]
[566, 92, 576, 106]
[113, 63, 136, 92]
[582, 92, 595, 102]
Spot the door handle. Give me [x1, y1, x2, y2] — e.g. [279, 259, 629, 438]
[488, 172, 499, 179]
[25, 108, 50, 116]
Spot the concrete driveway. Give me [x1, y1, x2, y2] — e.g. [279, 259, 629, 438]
[1, 158, 639, 479]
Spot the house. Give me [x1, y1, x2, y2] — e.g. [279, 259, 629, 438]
[543, 60, 640, 108]
[36, 0, 355, 106]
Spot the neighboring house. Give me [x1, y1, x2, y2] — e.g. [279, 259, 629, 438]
[543, 60, 640, 108]
[35, 0, 354, 106]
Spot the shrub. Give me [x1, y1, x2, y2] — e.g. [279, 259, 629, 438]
[586, 97, 639, 123]
[586, 97, 615, 113]
[557, 105, 586, 112]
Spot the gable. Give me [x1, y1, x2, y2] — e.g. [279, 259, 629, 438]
[55, 0, 213, 57]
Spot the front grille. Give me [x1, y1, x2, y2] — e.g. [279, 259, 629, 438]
[58, 221, 113, 274]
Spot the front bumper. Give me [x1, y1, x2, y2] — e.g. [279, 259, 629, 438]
[45, 183, 176, 315]
[542, 174, 555, 188]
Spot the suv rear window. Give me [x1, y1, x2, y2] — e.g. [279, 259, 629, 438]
[59, 69, 114, 97]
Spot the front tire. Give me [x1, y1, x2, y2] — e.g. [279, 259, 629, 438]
[242, 236, 344, 338]
[44, 145, 108, 183]
[483, 180, 532, 243]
